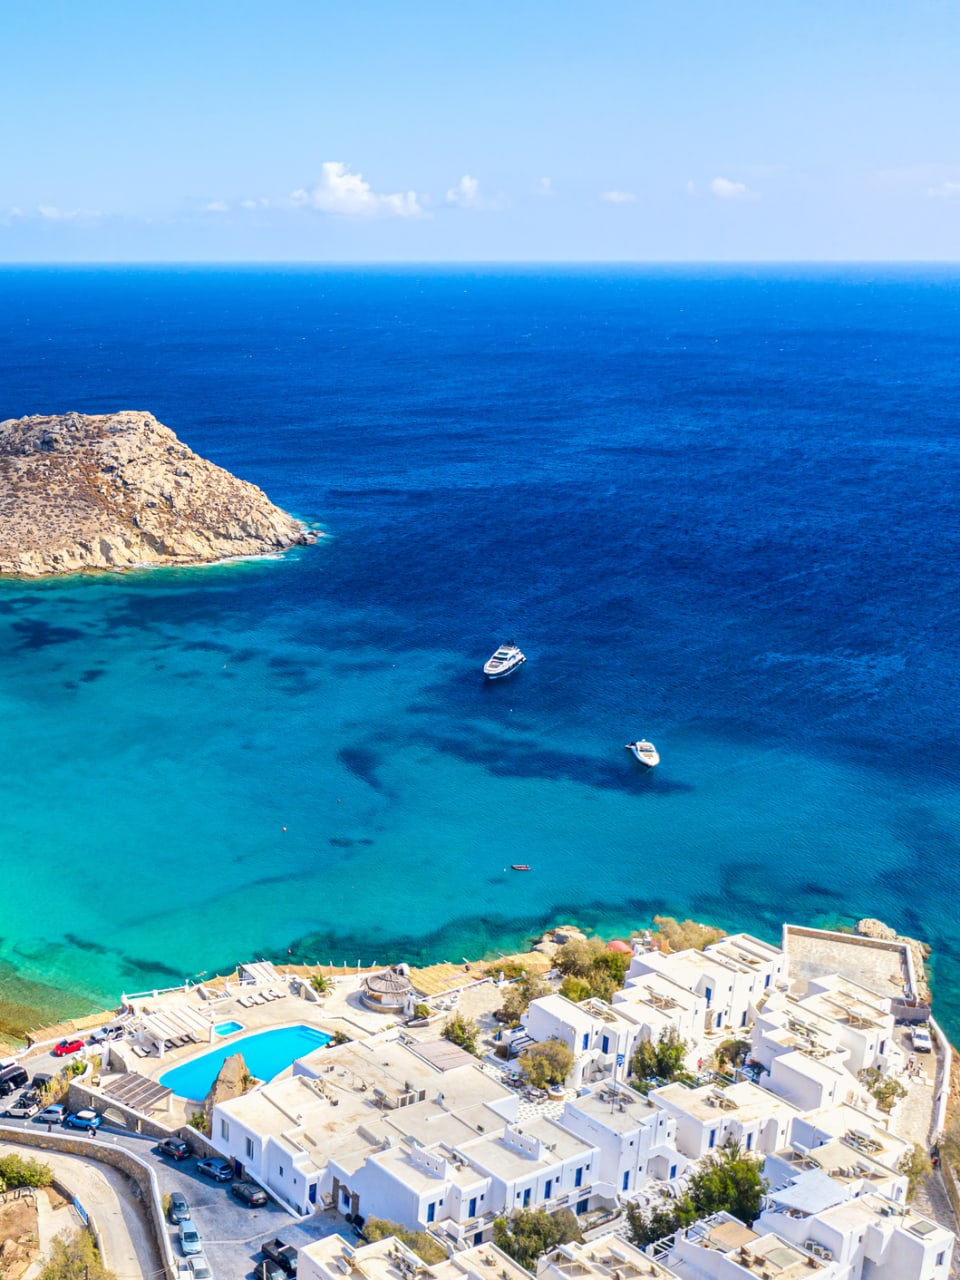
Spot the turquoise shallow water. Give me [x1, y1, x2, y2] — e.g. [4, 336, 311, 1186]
[158, 1024, 331, 1099]
[2, 267, 960, 1040]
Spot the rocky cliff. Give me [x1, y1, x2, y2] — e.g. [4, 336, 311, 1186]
[0, 411, 311, 576]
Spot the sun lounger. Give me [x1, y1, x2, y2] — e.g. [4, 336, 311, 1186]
[270, 988, 287, 1000]
[238, 995, 255, 1008]
[131, 1043, 151, 1059]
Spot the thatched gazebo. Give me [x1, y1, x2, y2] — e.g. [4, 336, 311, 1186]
[361, 966, 414, 1012]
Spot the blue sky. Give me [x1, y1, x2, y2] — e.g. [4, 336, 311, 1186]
[3, 1, 960, 261]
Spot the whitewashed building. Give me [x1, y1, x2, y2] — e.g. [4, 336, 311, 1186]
[650, 1080, 801, 1161]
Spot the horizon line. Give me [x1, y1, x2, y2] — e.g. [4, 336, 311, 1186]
[3, 258, 960, 268]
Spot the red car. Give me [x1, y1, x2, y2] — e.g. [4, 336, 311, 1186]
[53, 1039, 84, 1057]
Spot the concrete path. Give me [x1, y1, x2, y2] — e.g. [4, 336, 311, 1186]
[22, 1189, 79, 1280]
[0, 1139, 161, 1280]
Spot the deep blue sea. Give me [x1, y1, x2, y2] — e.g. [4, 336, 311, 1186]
[2, 266, 960, 1038]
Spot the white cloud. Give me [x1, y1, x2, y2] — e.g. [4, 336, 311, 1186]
[685, 180, 697, 196]
[291, 161, 424, 218]
[37, 204, 96, 221]
[538, 177, 554, 196]
[927, 181, 960, 200]
[240, 197, 269, 210]
[710, 177, 757, 200]
[446, 174, 481, 207]
[600, 190, 636, 204]
[202, 201, 230, 214]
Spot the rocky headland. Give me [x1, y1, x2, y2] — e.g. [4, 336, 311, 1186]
[0, 410, 312, 576]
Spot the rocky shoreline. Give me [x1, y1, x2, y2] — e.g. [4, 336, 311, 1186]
[0, 410, 314, 577]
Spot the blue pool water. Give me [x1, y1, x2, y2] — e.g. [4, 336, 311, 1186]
[214, 1020, 244, 1036]
[159, 1024, 331, 1099]
[2, 267, 960, 1041]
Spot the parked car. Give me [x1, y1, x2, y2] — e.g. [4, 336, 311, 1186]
[196, 1157, 233, 1183]
[158, 1137, 193, 1161]
[261, 1239, 298, 1276]
[36, 1104, 67, 1125]
[53, 1039, 85, 1058]
[257, 1264, 287, 1280]
[179, 1219, 202, 1257]
[5, 1090, 42, 1118]
[231, 1181, 268, 1207]
[0, 1066, 29, 1096]
[187, 1258, 212, 1280]
[912, 1026, 933, 1053]
[168, 1192, 191, 1224]
[31, 1072, 54, 1093]
[65, 1109, 102, 1131]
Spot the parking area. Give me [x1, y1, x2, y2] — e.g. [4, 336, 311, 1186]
[0, 1112, 353, 1279]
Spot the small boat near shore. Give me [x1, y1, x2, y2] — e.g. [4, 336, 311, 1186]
[510, 864, 531, 872]
[626, 739, 660, 768]
[483, 643, 526, 679]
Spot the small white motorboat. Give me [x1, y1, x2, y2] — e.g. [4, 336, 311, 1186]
[626, 739, 660, 768]
[483, 643, 526, 679]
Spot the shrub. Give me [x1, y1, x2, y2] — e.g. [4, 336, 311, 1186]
[625, 1141, 766, 1244]
[188, 1111, 210, 1135]
[442, 1013, 480, 1056]
[497, 975, 551, 1028]
[649, 916, 724, 954]
[900, 1144, 933, 1198]
[519, 1039, 574, 1089]
[412, 1002, 431, 1021]
[310, 974, 332, 994]
[630, 1028, 692, 1092]
[0, 1153, 53, 1189]
[364, 1217, 446, 1264]
[493, 1208, 582, 1270]
[40, 1228, 115, 1280]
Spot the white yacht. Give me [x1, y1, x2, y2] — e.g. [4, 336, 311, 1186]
[626, 739, 660, 768]
[483, 643, 526, 679]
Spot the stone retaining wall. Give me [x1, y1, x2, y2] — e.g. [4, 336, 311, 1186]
[0, 1122, 177, 1279]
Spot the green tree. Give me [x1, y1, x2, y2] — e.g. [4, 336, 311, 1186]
[556, 937, 604, 979]
[412, 1002, 431, 1021]
[629, 1028, 691, 1092]
[858, 1068, 907, 1114]
[364, 1218, 447, 1264]
[442, 1012, 480, 1056]
[649, 916, 724, 954]
[559, 975, 592, 1003]
[519, 1039, 574, 1088]
[689, 1141, 766, 1226]
[624, 1196, 697, 1248]
[492, 1208, 582, 1270]
[39, 1230, 115, 1280]
[899, 1144, 933, 1198]
[310, 974, 332, 994]
[498, 975, 551, 1028]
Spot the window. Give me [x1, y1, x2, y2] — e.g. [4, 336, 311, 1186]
[279, 1165, 284, 1177]
[705, 986, 713, 1006]
[575, 1167, 583, 1188]
[582, 1033, 589, 1051]
[469, 1197, 477, 1218]
[602, 1035, 610, 1055]
[427, 1202, 436, 1224]
[741, 1011, 747, 1027]
[669, 1165, 677, 1179]
[716, 1012, 722, 1028]
[474, 1234, 483, 1246]
[746, 1133, 753, 1151]
[523, 1189, 531, 1209]
[764, 974, 771, 988]
[245, 1137, 254, 1159]
[622, 1171, 630, 1191]
[709, 1129, 716, 1149]
[937, 1251, 945, 1266]
[545, 1180, 552, 1200]
[576, 1199, 588, 1215]
[220, 1119, 230, 1140]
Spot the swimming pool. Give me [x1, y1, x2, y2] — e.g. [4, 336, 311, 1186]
[159, 1025, 331, 1099]
[214, 1020, 244, 1036]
